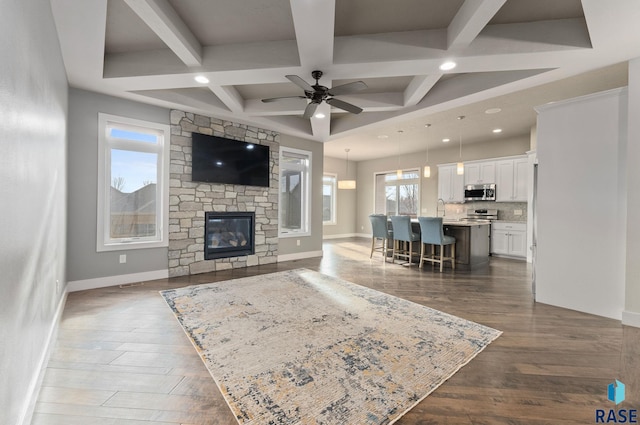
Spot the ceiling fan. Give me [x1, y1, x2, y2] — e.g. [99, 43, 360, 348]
[261, 70, 368, 119]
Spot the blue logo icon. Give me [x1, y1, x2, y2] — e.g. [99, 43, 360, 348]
[608, 380, 625, 405]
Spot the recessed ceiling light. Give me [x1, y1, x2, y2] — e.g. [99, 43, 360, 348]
[442, 138, 450, 143]
[194, 75, 209, 84]
[314, 112, 326, 119]
[439, 61, 457, 71]
[485, 107, 502, 114]
[492, 128, 503, 133]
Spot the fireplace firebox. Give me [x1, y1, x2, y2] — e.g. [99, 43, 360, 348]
[204, 212, 255, 260]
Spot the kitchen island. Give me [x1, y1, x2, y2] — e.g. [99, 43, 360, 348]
[390, 218, 491, 270]
[442, 220, 491, 269]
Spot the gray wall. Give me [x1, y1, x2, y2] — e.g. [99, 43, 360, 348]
[67, 89, 170, 282]
[323, 156, 358, 237]
[0, 1, 68, 424]
[354, 136, 530, 235]
[278, 134, 324, 256]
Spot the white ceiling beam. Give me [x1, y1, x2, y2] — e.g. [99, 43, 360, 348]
[447, 0, 507, 50]
[50, 0, 107, 87]
[103, 19, 588, 84]
[124, 0, 202, 67]
[335, 19, 590, 67]
[289, 0, 335, 70]
[403, 75, 442, 106]
[207, 85, 244, 113]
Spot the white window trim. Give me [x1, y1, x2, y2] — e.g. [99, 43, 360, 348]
[96, 113, 170, 252]
[322, 173, 337, 226]
[279, 146, 312, 238]
[373, 168, 421, 216]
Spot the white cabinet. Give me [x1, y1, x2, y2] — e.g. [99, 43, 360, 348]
[491, 222, 526, 258]
[464, 160, 496, 185]
[495, 156, 528, 202]
[438, 164, 465, 203]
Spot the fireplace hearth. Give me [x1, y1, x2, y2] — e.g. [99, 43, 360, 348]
[204, 212, 255, 260]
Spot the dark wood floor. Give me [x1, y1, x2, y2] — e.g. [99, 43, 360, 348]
[32, 238, 639, 424]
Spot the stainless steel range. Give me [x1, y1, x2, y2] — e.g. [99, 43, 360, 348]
[465, 208, 498, 221]
[465, 209, 498, 253]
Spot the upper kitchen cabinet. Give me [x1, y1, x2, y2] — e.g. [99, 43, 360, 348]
[438, 164, 465, 203]
[495, 156, 528, 202]
[464, 160, 496, 185]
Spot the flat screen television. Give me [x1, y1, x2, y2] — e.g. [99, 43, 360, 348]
[191, 133, 270, 187]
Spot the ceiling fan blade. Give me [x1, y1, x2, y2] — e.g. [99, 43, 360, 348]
[328, 81, 367, 96]
[302, 102, 319, 119]
[326, 98, 363, 114]
[261, 96, 306, 103]
[286, 75, 315, 92]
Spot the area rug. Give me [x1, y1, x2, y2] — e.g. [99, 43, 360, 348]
[160, 269, 501, 425]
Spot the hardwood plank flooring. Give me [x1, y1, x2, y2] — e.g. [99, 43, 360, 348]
[32, 238, 639, 424]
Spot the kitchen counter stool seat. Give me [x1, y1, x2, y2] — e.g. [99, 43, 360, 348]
[418, 216, 456, 272]
[390, 215, 420, 265]
[369, 214, 393, 260]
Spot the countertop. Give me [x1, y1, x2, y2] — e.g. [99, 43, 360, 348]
[443, 219, 491, 226]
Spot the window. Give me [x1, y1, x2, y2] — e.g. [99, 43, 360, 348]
[97, 113, 170, 251]
[322, 173, 337, 225]
[374, 169, 420, 217]
[279, 147, 311, 236]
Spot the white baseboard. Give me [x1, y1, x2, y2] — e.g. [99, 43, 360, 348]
[278, 250, 323, 262]
[67, 269, 169, 292]
[323, 233, 360, 240]
[20, 291, 67, 425]
[354, 233, 369, 239]
[622, 310, 640, 328]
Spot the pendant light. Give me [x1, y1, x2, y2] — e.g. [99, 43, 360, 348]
[423, 123, 431, 178]
[338, 148, 356, 189]
[396, 130, 403, 179]
[456, 115, 465, 175]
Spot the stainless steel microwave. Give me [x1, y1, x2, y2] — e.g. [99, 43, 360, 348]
[464, 184, 496, 201]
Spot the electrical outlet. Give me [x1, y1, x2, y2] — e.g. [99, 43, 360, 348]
[361, 225, 364, 230]
[456, 208, 462, 214]
[119, 254, 127, 264]
[56, 279, 60, 292]
[514, 209, 523, 216]
[296, 239, 300, 246]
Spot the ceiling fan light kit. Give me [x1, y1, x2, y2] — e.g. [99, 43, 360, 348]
[261, 70, 367, 119]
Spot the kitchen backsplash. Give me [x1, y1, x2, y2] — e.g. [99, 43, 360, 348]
[443, 201, 528, 222]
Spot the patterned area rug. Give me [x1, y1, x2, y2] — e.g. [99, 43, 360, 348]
[161, 269, 501, 425]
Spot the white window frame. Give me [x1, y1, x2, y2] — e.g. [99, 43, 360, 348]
[278, 147, 312, 237]
[97, 113, 170, 252]
[373, 168, 421, 217]
[322, 173, 337, 225]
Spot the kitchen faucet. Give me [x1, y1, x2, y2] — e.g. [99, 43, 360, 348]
[437, 198, 446, 217]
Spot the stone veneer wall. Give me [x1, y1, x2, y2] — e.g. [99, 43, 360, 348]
[168, 110, 279, 277]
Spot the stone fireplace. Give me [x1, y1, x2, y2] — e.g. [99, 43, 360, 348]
[168, 110, 279, 277]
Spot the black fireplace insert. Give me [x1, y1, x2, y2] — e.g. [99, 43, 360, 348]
[204, 212, 255, 260]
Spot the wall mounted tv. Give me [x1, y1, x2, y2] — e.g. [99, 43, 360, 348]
[191, 133, 270, 187]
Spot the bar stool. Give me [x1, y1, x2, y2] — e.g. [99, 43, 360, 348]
[418, 216, 456, 272]
[368, 214, 393, 260]
[390, 215, 420, 265]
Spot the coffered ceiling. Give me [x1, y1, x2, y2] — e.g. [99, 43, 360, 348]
[51, 0, 640, 160]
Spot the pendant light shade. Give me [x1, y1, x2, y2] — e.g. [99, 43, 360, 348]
[456, 116, 465, 175]
[396, 130, 403, 178]
[338, 148, 356, 190]
[424, 123, 431, 178]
